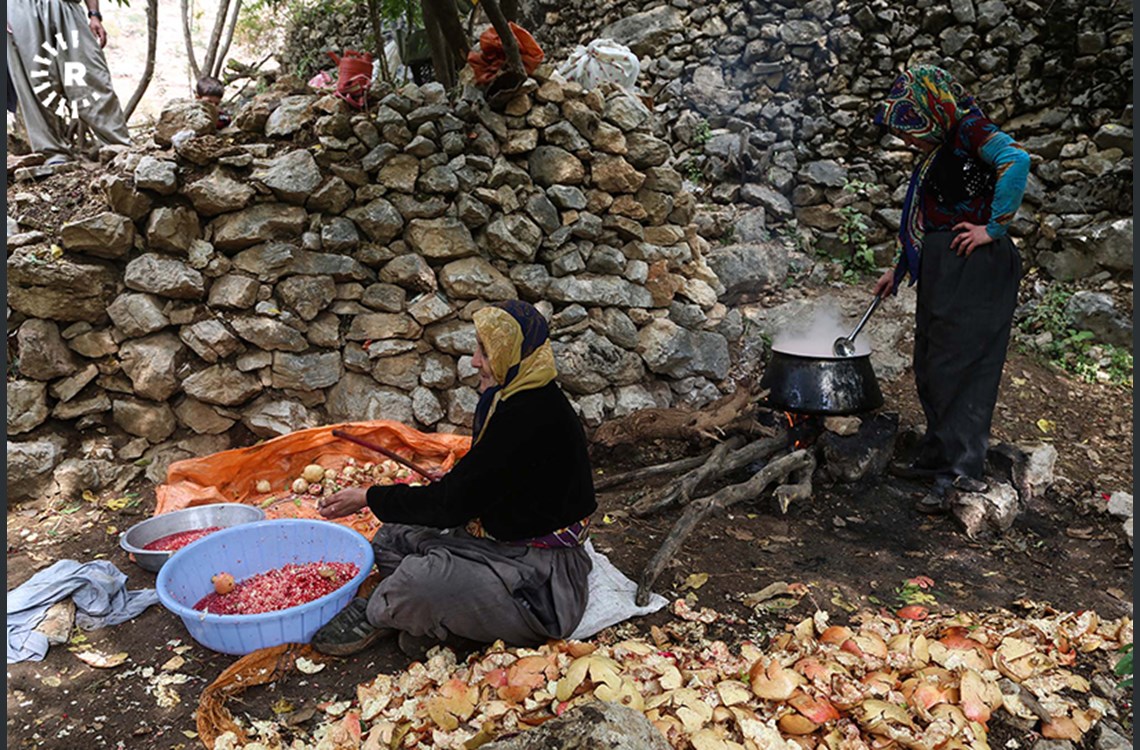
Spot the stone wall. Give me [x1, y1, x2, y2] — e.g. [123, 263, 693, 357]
[521, 0, 1133, 280]
[8, 75, 771, 501]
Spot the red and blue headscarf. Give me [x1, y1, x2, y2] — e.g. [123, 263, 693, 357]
[470, 300, 557, 444]
[873, 66, 984, 289]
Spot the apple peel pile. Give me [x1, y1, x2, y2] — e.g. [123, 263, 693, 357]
[211, 605, 1130, 750]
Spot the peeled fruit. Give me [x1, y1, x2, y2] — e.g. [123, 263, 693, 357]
[212, 572, 236, 595]
[750, 657, 804, 700]
[301, 464, 325, 483]
[255, 480, 272, 494]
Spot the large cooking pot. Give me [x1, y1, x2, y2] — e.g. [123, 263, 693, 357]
[760, 348, 883, 415]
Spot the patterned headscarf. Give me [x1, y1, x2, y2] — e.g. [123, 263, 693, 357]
[470, 300, 558, 444]
[873, 65, 985, 289]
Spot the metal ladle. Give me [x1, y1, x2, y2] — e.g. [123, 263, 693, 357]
[833, 294, 882, 357]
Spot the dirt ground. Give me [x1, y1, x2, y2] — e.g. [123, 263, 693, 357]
[5, 346, 1133, 749]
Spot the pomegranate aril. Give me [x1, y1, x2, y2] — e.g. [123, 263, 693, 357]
[192, 561, 359, 615]
[143, 527, 223, 552]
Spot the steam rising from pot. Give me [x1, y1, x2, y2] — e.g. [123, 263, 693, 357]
[772, 303, 872, 358]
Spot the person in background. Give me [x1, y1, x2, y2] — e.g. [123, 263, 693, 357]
[194, 75, 231, 129]
[871, 65, 1031, 514]
[7, 0, 131, 164]
[312, 300, 597, 660]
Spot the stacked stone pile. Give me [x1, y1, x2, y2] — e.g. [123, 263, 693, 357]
[521, 0, 1132, 280]
[7, 72, 789, 501]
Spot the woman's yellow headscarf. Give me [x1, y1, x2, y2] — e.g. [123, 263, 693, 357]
[470, 301, 557, 443]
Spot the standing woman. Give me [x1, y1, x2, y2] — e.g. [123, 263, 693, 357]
[871, 65, 1031, 512]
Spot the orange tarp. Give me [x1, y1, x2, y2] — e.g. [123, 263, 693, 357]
[467, 22, 544, 86]
[155, 420, 472, 537]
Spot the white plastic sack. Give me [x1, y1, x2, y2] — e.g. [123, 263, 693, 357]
[568, 541, 667, 640]
[556, 38, 641, 92]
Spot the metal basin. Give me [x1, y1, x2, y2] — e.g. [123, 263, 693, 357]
[120, 504, 265, 573]
[760, 348, 884, 416]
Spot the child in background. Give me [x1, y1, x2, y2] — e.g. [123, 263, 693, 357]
[195, 76, 231, 129]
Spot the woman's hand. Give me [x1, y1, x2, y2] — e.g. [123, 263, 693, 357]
[872, 268, 896, 298]
[950, 222, 993, 257]
[318, 487, 368, 519]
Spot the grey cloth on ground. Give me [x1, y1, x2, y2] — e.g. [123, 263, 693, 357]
[7, 559, 160, 663]
[365, 523, 591, 646]
[7, 0, 131, 158]
[913, 231, 1021, 480]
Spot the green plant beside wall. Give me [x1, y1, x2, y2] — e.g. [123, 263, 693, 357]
[1016, 284, 1133, 387]
[834, 179, 876, 283]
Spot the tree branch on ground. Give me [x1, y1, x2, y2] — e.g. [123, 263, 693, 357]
[636, 449, 815, 606]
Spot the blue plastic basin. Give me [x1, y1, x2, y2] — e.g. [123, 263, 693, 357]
[156, 519, 374, 655]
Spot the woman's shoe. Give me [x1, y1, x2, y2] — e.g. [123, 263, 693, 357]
[311, 598, 395, 656]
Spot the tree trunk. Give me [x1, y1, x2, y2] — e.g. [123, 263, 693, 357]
[211, 0, 243, 79]
[366, 0, 391, 83]
[479, 0, 523, 75]
[180, 0, 202, 81]
[200, 0, 231, 79]
[421, 0, 456, 89]
[123, 0, 158, 119]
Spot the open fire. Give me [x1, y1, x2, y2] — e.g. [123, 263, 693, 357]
[784, 412, 823, 450]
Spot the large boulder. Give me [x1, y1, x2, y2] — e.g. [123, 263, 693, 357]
[182, 365, 263, 406]
[637, 318, 730, 380]
[231, 315, 309, 352]
[7, 380, 49, 435]
[345, 198, 404, 244]
[124, 254, 205, 299]
[1057, 218, 1133, 273]
[107, 293, 169, 337]
[406, 218, 479, 260]
[1065, 291, 1133, 347]
[264, 95, 318, 137]
[60, 212, 135, 259]
[8, 439, 66, 502]
[271, 351, 343, 391]
[485, 215, 543, 262]
[326, 373, 414, 423]
[112, 398, 177, 442]
[251, 149, 323, 204]
[7, 251, 120, 322]
[241, 397, 316, 438]
[439, 257, 518, 300]
[17, 319, 78, 380]
[553, 330, 646, 394]
[146, 205, 200, 254]
[528, 146, 586, 187]
[209, 204, 308, 252]
[482, 702, 670, 750]
[183, 170, 256, 216]
[119, 333, 185, 401]
[599, 5, 685, 57]
[154, 98, 216, 146]
[704, 243, 789, 300]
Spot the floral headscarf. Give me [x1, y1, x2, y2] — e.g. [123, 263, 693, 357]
[470, 300, 557, 444]
[873, 65, 985, 289]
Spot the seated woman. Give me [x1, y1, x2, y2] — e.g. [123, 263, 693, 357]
[313, 300, 596, 658]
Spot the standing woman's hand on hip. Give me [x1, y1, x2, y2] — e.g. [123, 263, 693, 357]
[950, 222, 993, 257]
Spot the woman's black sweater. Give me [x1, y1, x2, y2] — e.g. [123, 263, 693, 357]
[366, 382, 597, 541]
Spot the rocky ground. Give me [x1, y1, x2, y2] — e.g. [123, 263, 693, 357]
[5, 340, 1133, 749]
